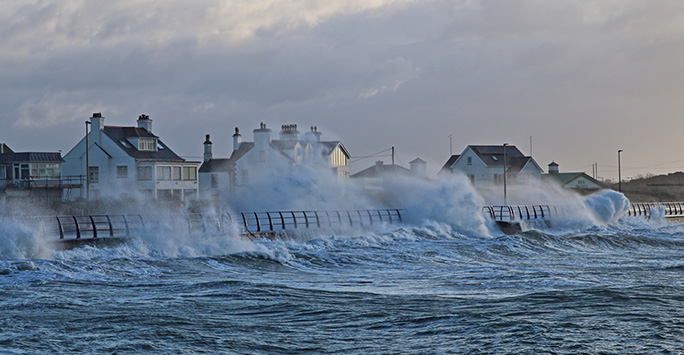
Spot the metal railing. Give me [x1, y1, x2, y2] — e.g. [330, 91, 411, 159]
[7, 208, 404, 243]
[627, 202, 684, 218]
[482, 205, 560, 222]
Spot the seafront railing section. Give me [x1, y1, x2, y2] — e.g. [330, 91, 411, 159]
[626, 202, 684, 218]
[9, 209, 404, 242]
[482, 205, 560, 222]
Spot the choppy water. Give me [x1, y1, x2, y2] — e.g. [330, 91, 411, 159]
[2, 214, 684, 354]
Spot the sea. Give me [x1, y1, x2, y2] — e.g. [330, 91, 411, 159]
[1, 191, 684, 354]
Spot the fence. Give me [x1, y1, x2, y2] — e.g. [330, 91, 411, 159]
[482, 205, 560, 222]
[3, 209, 404, 246]
[626, 202, 684, 218]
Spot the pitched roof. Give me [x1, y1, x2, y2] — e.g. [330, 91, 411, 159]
[469, 145, 526, 167]
[102, 126, 185, 162]
[410, 158, 426, 164]
[0, 143, 13, 154]
[0, 152, 64, 164]
[199, 158, 232, 173]
[350, 162, 412, 178]
[543, 172, 606, 189]
[439, 155, 460, 173]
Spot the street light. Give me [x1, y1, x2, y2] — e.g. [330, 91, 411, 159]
[85, 120, 91, 204]
[618, 149, 623, 193]
[503, 143, 508, 206]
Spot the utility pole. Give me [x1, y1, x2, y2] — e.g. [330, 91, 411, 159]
[85, 120, 91, 206]
[391, 146, 395, 165]
[618, 150, 623, 192]
[503, 143, 508, 206]
[449, 134, 453, 156]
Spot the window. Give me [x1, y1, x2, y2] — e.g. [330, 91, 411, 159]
[46, 163, 60, 179]
[117, 165, 128, 178]
[468, 174, 475, 183]
[183, 166, 197, 181]
[0, 167, 5, 179]
[139, 138, 156, 151]
[137, 166, 152, 181]
[157, 166, 172, 181]
[88, 166, 99, 183]
[173, 166, 182, 181]
[467, 156, 472, 165]
[211, 174, 218, 188]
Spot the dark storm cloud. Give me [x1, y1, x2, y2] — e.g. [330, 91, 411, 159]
[2, 0, 684, 177]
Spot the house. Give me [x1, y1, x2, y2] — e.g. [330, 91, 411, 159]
[0, 144, 66, 202]
[61, 113, 200, 201]
[542, 161, 606, 194]
[350, 159, 429, 192]
[199, 123, 350, 198]
[439, 145, 543, 185]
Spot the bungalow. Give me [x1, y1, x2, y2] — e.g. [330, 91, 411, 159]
[542, 161, 606, 194]
[199, 123, 350, 198]
[0, 143, 65, 202]
[439, 145, 542, 185]
[61, 113, 200, 201]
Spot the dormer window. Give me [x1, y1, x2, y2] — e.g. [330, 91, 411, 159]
[139, 138, 156, 151]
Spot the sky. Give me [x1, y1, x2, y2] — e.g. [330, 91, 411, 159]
[2, 0, 684, 180]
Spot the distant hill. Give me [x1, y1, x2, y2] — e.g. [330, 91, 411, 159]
[608, 171, 684, 202]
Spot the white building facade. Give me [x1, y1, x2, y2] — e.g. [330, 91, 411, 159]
[62, 113, 200, 201]
[440, 145, 543, 185]
[199, 123, 350, 198]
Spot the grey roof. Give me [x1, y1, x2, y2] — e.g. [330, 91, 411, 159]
[351, 163, 412, 178]
[439, 155, 460, 173]
[0, 152, 64, 164]
[102, 126, 185, 162]
[199, 158, 232, 173]
[270, 140, 299, 151]
[0, 143, 13, 154]
[410, 158, 426, 164]
[469, 145, 526, 167]
[542, 172, 606, 189]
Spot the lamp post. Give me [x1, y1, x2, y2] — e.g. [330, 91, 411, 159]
[503, 143, 508, 206]
[85, 120, 91, 204]
[618, 149, 623, 193]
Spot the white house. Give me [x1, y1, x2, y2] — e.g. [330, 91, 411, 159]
[199, 123, 350, 198]
[0, 144, 65, 202]
[350, 159, 429, 193]
[62, 113, 200, 201]
[439, 145, 543, 185]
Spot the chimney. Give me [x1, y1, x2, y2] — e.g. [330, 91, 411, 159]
[375, 160, 384, 172]
[90, 112, 105, 132]
[203, 134, 213, 162]
[279, 124, 300, 141]
[304, 126, 322, 142]
[253, 122, 271, 148]
[232, 127, 242, 152]
[409, 158, 427, 177]
[137, 114, 152, 132]
[548, 161, 559, 174]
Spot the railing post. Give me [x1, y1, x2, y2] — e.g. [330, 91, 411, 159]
[105, 215, 114, 237]
[267, 212, 274, 231]
[304, 211, 310, 228]
[314, 211, 320, 228]
[253, 212, 261, 232]
[357, 210, 364, 226]
[56, 216, 65, 239]
[396, 209, 403, 223]
[325, 211, 332, 228]
[292, 211, 297, 228]
[89, 215, 97, 238]
[122, 214, 130, 237]
[73, 216, 81, 239]
[347, 210, 353, 226]
[279, 211, 285, 230]
[241, 212, 249, 232]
